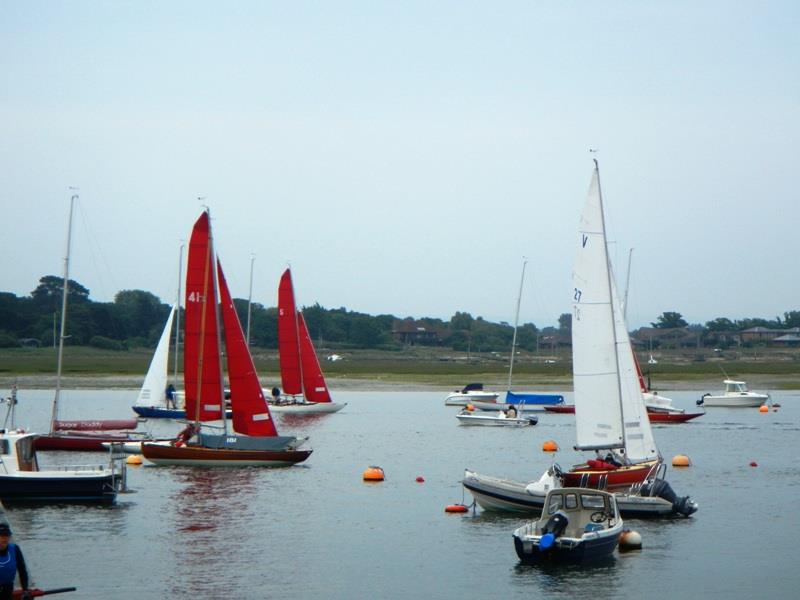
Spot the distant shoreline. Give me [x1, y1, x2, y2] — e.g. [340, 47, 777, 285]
[3, 373, 797, 392]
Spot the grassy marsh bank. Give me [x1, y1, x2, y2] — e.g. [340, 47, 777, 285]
[1, 346, 798, 390]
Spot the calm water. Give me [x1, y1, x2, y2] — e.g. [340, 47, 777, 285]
[3, 388, 800, 599]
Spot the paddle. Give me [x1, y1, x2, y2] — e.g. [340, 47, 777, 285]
[12, 587, 77, 598]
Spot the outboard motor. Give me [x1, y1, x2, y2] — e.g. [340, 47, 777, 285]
[538, 510, 569, 551]
[640, 479, 698, 516]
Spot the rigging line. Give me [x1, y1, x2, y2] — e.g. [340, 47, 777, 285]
[75, 198, 119, 299]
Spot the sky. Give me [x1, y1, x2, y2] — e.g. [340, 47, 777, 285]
[1, 1, 798, 329]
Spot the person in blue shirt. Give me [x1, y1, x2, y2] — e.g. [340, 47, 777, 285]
[0, 523, 29, 600]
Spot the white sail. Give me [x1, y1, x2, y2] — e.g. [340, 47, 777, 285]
[609, 266, 659, 462]
[572, 166, 625, 451]
[572, 163, 659, 462]
[135, 305, 176, 407]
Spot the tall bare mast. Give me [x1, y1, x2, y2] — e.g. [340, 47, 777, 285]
[246, 254, 255, 347]
[507, 258, 528, 391]
[174, 243, 184, 387]
[50, 192, 78, 431]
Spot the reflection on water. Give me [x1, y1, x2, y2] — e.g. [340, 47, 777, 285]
[1, 389, 799, 599]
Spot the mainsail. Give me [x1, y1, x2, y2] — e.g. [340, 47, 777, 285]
[571, 162, 658, 463]
[135, 305, 176, 407]
[184, 211, 224, 422]
[277, 268, 332, 402]
[277, 268, 303, 395]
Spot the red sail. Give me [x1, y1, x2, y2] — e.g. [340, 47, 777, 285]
[277, 268, 303, 395]
[183, 211, 224, 422]
[298, 312, 331, 402]
[217, 261, 277, 437]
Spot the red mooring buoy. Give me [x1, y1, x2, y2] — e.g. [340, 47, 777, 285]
[416, 476, 425, 483]
[749, 461, 758, 467]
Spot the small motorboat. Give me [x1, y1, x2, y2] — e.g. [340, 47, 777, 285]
[513, 487, 623, 564]
[0, 429, 124, 504]
[463, 465, 698, 518]
[697, 379, 769, 407]
[444, 383, 500, 406]
[456, 407, 537, 427]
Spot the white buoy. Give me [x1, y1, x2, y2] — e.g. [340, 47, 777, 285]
[619, 529, 642, 550]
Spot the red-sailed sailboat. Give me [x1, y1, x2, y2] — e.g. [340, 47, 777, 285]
[269, 268, 346, 414]
[141, 210, 311, 467]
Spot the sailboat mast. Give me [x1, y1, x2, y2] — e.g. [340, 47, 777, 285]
[289, 268, 306, 397]
[594, 160, 628, 451]
[174, 243, 184, 387]
[50, 193, 78, 432]
[207, 211, 229, 437]
[246, 254, 255, 347]
[507, 258, 528, 391]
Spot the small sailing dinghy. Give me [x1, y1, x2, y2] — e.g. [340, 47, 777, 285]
[33, 193, 151, 452]
[462, 162, 697, 518]
[270, 268, 346, 414]
[513, 488, 623, 564]
[132, 305, 185, 419]
[141, 210, 311, 467]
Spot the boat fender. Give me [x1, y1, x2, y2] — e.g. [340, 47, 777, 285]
[619, 530, 642, 550]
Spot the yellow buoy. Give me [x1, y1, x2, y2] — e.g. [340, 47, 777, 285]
[759, 405, 769, 413]
[672, 454, 691, 467]
[363, 466, 385, 481]
[542, 440, 559, 452]
[619, 529, 642, 551]
[126, 454, 143, 465]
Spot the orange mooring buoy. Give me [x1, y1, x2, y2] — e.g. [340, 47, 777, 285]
[445, 504, 469, 513]
[672, 454, 691, 467]
[542, 440, 558, 452]
[363, 466, 385, 481]
[759, 405, 769, 413]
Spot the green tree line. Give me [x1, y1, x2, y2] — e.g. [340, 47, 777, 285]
[1, 276, 798, 352]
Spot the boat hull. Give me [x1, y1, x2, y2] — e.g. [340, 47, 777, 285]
[34, 432, 148, 452]
[700, 394, 767, 407]
[543, 405, 703, 422]
[456, 414, 537, 427]
[141, 441, 312, 467]
[444, 392, 500, 406]
[462, 470, 675, 517]
[268, 402, 346, 414]
[513, 529, 621, 565]
[0, 473, 120, 504]
[132, 406, 233, 419]
[562, 459, 660, 490]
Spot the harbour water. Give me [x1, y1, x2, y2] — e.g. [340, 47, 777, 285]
[3, 388, 799, 599]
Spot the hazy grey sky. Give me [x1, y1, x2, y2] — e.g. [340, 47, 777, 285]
[2, 2, 797, 329]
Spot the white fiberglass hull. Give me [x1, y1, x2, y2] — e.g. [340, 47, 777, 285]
[445, 391, 500, 406]
[456, 413, 537, 427]
[701, 393, 768, 407]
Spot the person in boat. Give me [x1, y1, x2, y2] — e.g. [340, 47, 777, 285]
[506, 405, 518, 419]
[0, 523, 29, 600]
[165, 384, 176, 409]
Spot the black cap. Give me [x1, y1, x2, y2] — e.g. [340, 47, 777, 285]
[0, 523, 11, 536]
